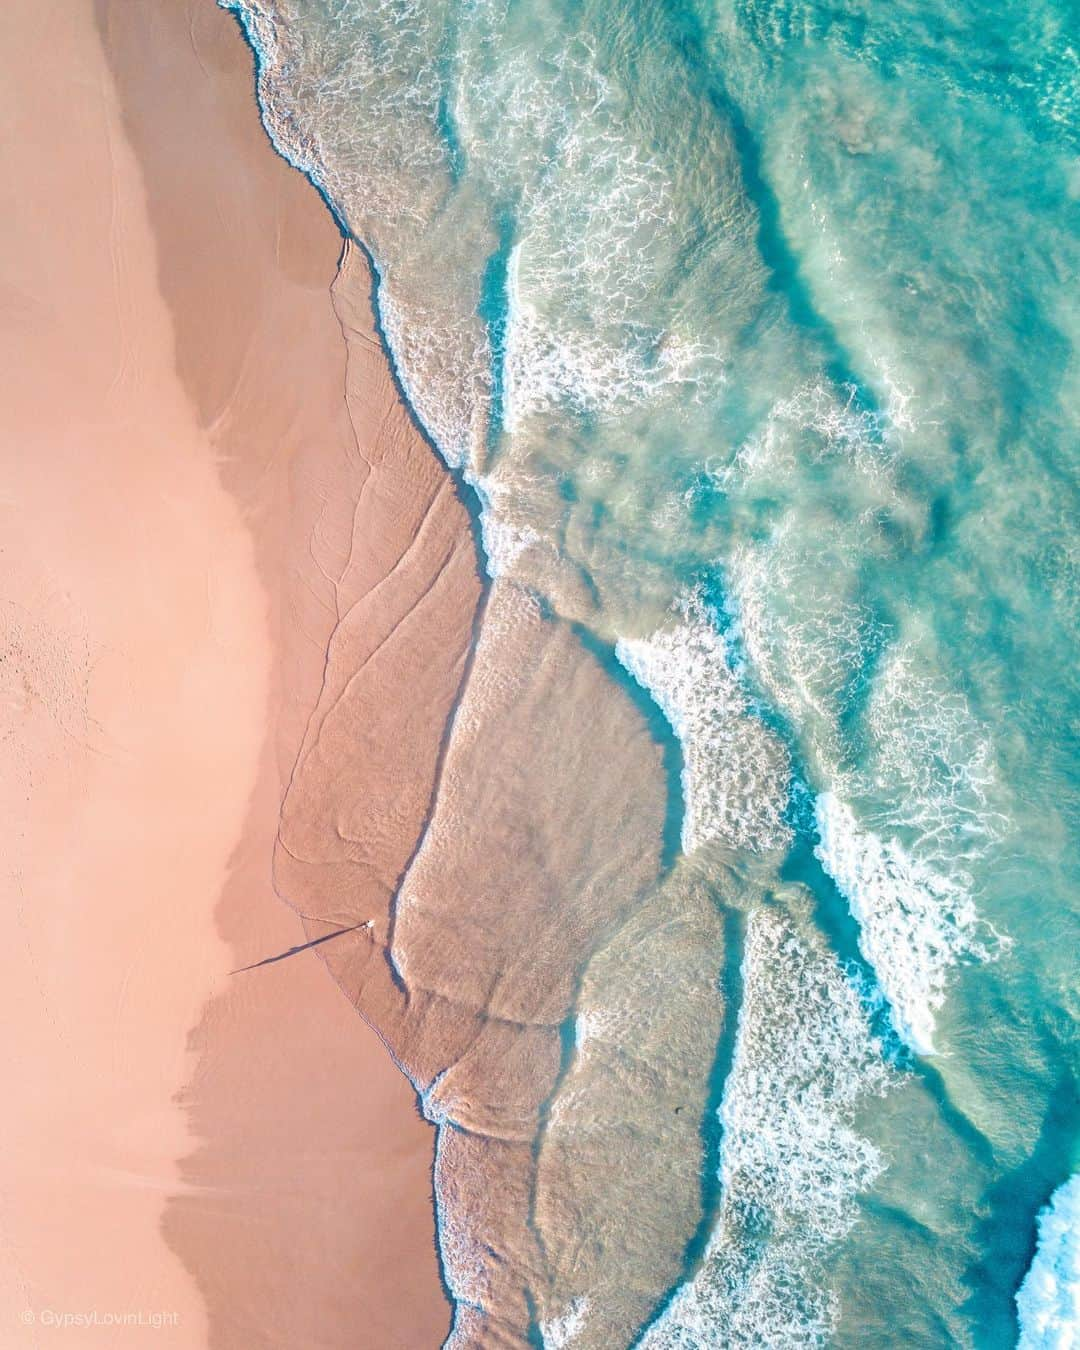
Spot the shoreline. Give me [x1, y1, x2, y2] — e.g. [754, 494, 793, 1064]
[97, 1, 469, 1342]
[2, 0, 466, 1342]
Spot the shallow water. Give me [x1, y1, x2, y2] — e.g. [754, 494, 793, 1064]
[223, 0, 1078, 1343]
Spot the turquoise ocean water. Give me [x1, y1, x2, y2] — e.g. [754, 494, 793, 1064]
[224, 0, 1078, 1343]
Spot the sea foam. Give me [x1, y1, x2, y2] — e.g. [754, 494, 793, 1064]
[541, 1297, 591, 1349]
[813, 792, 993, 1056]
[639, 907, 893, 1348]
[616, 595, 789, 855]
[466, 35, 727, 436]
[725, 484, 1005, 1056]
[1017, 1174, 1080, 1350]
[812, 648, 1007, 1056]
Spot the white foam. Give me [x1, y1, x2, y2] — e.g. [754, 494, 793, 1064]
[616, 595, 790, 855]
[712, 379, 898, 499]
[813, 792, 997, 1056]
[573, 1005, 621, 1052]
[813, 646, 1008, 1055]
[726, 525, 881, 752]
[223, 0, 447, 221]
[431, 1125, 490, 1313]
[869, 355, 917, 434]
[541, 1297, 591, 1349]
[488, 44, 724, 432]
[866, 645, 1003, 863]
[471, 472, 543, 580]
[376, 280, 489, 472]
[1017, 1174, 1080, 1350]
[640, 907, 894, 1348]
[725, 513, 1006, 1057]
[226, 0, 495, 481]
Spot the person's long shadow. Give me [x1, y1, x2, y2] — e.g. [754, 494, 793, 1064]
[229, 923, 366, 975]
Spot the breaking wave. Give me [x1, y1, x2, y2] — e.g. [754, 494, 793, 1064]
[616, 594, 790, 855]
[814, 792, 997, 1055]
[1017, 1174, 1080, 1350]
[639, 906, 895, 1348]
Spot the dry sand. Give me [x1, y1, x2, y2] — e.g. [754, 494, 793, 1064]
[0, 0, 472, 1343]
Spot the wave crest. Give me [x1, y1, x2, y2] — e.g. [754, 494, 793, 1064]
[1017, 1174, 1080, 1350]
[640, 906, 894, 1348]
[616, 595, 790, 855]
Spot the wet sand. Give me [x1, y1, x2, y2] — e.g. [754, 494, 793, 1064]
[1, 0, 467, 1343]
